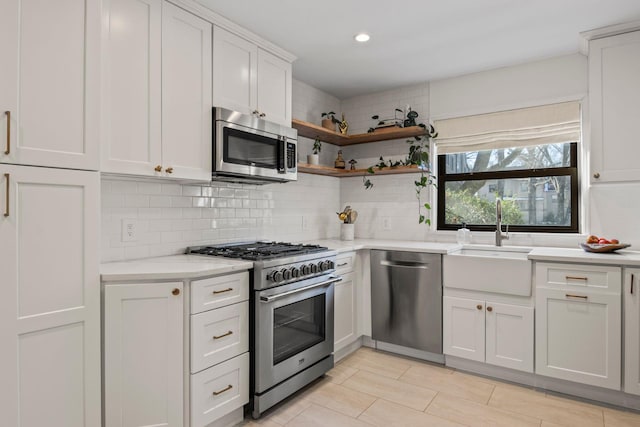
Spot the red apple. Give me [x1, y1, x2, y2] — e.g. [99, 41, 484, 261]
[611, 238, 619, 244]
[598, 238, 611, 244]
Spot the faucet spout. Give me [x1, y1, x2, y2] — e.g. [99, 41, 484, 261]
[496, 199, 509, 246]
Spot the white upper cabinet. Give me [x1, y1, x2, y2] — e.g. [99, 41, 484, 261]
[102, 0, 212, 180]
[589, 30, 640, 183]
[213, 25, 292, 126]
[0, 0, 100, 170]
[102, 0, 162, 176]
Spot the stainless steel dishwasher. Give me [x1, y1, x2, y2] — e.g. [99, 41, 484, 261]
[371, 250, 442, 354]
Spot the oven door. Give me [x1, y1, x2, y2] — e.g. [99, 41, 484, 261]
[254, 275, 339, 393]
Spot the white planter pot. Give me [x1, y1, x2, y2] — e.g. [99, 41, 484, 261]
[340, 223, 355, 241]
[307, 154, 319, 165]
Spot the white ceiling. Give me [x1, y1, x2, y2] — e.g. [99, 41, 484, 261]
[197, 0, 640, 99]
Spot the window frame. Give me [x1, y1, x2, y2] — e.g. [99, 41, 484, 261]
[436, 142, 579, 233]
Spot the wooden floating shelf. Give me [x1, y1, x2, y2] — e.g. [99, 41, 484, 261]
[298, 163, 422, 177]
[292, 119, 427, 146]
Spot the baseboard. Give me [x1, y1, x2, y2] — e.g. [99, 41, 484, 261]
[334, 337, 363, 362]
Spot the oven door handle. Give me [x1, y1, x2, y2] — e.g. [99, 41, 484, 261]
[260, 276, 342, 303]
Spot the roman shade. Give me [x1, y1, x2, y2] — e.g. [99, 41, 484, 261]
[434, 101, 581, 154]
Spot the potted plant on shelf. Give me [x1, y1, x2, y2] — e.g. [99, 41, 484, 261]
[321, 112, 339, 131]
[307, 139, 321, 165]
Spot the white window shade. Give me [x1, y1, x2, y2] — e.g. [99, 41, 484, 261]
[434, 102, 581, 154]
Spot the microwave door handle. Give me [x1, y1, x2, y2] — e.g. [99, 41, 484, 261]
[277, 136, 285, 173]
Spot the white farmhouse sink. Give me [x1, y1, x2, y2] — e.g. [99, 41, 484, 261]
[443, 246, 532, 296]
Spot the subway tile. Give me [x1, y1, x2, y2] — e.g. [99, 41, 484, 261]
[218, 188, 235, 198]
[170, 196, 192, 208]
[161, 183, 182, 195]
[201, 186, 218, 197]
[111, 180, 138, 194]
[124, 194, 149, 208]
[182, 185, 202, 197]
[192, 197, 208, 208]
[149, 195, 172, 208]
[137, 182, 162, 194]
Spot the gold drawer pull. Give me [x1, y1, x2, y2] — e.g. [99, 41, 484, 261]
[566, 293, 588, 300]
[165, 167, 174, 174]
[4, 111, 10, 155]
[213, 287, 233, 294]
[4, 173, 9, 217]
[565, 276, 588, 281]
[154, 165, 162, 172]
[213, 330, 233, 340]
[476, 304, 483, 310]
[486, 306, 493, 312]
[212, 384, 232, 396]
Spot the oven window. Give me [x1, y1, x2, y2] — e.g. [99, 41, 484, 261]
[224, 127, 278, 168]
[273, 294, 326, 365]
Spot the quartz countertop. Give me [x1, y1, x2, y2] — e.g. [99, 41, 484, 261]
[307, 239, 462, 254]
[528, 247, 640, 266]
[101, 255, 253, 282]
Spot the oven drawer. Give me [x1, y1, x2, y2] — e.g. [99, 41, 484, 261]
[190, 352, 249, 427]
[191, 301, 249, 373]
[191, 272, 249, 314]
[336, 252, 355, 275]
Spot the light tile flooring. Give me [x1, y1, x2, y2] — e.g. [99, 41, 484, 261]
[240, 347, 640, 427]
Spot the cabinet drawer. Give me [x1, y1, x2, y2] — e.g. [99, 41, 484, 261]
[191, 301, 248, 373]
[336, 252, 355, 274]
[191, 271, 249, 314]
[190, 352, 249, 427]
[535, 262, 621, 293]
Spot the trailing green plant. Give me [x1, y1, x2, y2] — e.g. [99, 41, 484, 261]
[363, 120, 438, 225]
[312, 139, 322, 154]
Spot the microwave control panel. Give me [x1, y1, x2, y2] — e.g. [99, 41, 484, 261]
[287, 142, 296, 170]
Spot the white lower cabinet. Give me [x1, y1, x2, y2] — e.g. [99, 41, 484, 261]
[443, 296, 534, 372]
[624, 268, 640, 395]
[334, 252, 359, 354]
[104, 282, 184, 427]
[103, 270, 250, 427]
[535, 262, 621, 390]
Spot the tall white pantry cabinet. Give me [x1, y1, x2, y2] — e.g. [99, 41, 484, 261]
[0, 0, 102, 426]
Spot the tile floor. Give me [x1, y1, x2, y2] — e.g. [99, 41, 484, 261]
[240, 347, 640, 427]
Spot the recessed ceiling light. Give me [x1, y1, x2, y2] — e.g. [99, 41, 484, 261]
[354, 33, 370, 43]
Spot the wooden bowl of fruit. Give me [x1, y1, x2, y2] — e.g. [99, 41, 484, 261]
[580, 235, 631, 253]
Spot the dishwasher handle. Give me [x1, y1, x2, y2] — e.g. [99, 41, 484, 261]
[380, 260, 429, 270]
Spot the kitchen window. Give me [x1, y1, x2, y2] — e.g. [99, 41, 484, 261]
[434, 102, 581, 233]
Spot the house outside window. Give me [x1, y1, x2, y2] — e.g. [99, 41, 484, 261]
[434, 102, 581, 233]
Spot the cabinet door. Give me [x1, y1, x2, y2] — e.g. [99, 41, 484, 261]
[104, 281, 184, 427]
[485, 302, 534, 373]
[102, 0, 162, 176]
[624, 269, 640, 395]
[0, 166, 100, 427]
[335, 271, 356, 352]
[257, 49, 292, 126]
[535, 287, 621, 389]
[443, 296, 485, 362]
[0, 0, 99, 170]
[162, 2, 212, 180]
[589, 31, 640, 183]
[212, 25, 257, 115]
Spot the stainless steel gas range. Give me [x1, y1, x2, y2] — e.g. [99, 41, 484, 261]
[187, 242, 340, 418]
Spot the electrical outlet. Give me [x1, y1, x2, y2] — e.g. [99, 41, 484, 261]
[121, 219, 137, 242]
[382, 217, 391, 230]
[302, 216, 309, 231]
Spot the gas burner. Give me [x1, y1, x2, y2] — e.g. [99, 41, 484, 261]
[187, 241, 328, 261]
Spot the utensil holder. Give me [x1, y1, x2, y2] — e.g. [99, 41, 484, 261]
[341, 223, 355, 241]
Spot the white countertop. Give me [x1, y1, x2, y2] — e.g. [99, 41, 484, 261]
[101, 255, 253, 282]
[307, 239, 462, 254]
[528, 247, 640, 266]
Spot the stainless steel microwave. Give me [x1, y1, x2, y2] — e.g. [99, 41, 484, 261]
[212, 107, 297, 184]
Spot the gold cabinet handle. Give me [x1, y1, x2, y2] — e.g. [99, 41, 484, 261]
[593, 172, 600, 179]
[213, 330, 233, 340]
[154, 165, 163, 172]
[476, 304, 483, 310]
[212, 384, 233, 396]
[486, 306, 493, 312]
[213, 287, 233, 294]
[566, 293, 588, 300]
[165, 167, 174, 174]
[172, 288, 180, 296]
[3, 173, 9, 217]
[4, 111, 10, 155]
[565, 275, 588, 282]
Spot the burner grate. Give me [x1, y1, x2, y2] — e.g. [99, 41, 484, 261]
[188, 241, 328, 260]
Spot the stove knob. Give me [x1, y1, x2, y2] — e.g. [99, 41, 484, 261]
[290, 266, 300, 278]
[301, 264, 311, 275]
[319, 261, 329, 272]
[327, 260, 335, 270]
[269, 270, 283, 282]
[310, 263, 318, 274]
[282, 268, 291, 280]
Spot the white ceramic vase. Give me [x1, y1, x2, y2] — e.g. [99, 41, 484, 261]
[307, 154, 319, 165]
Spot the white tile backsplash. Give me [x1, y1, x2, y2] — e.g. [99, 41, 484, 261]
[101, 173, 341, 262]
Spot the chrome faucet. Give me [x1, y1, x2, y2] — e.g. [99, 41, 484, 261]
[495, 199, 509, 246]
